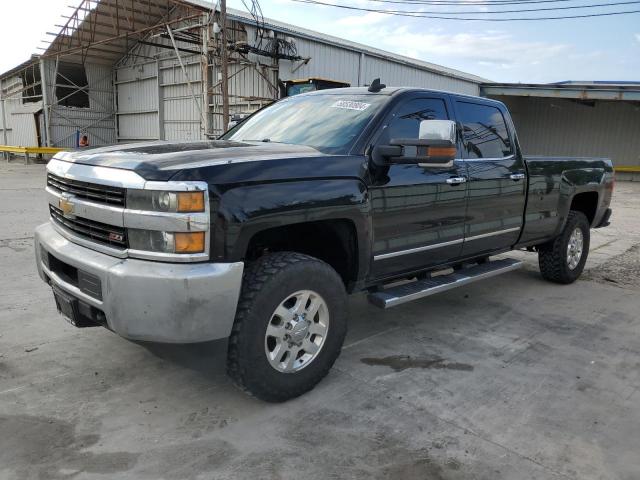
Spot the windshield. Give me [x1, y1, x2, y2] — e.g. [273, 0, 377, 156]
[221, 94, 387, 154]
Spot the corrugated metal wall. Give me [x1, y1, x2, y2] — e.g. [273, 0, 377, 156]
[279, 36, 361, 85]
[115, 60, 159, 141]
[493, 95, 640, 167]
[360, 55, 479, 95]
[42, 60, 116, 148]
[0, 74, 41, 146]
[160, 55, 204, 141]
[279, 34, 479, 96]
[112, 18, 481, 142]
[115, 55, 205, 142]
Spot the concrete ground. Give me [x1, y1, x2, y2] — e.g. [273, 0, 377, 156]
[1, 162, 639, 480]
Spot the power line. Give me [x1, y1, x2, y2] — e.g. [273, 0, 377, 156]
[364, 0, 581, 4]
[291, 0, 640, 20]
[293, 1, 640, 15]
[363, 0, 581, 4]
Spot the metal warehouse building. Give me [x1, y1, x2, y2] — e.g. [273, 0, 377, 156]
[482, 82, 640, 180]
[0, 0, 485, 151]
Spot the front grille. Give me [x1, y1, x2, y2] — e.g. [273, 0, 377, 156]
[50, 205, 127, 249]
[47, 173, 125, 207]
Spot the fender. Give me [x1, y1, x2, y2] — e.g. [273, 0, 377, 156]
[214, 178, 372, 281]
[556, 165, 613, 234]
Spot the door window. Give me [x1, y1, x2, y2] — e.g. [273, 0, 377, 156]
[456, 102, 512, 159]
[378, 98, 449, 144]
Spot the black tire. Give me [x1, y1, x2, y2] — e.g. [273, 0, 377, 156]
[227, 252, 348, 402]
[538, 211, 590, 284]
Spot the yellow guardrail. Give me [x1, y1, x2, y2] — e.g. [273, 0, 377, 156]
[0, 145, 68, 155]
[1, 145, 68, 164]
[614, 166, 640, 173]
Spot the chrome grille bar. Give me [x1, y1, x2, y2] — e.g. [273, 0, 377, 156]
[47, 173, 125, 206]
[50, 205, 127, 248]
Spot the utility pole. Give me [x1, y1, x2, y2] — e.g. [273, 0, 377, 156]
[220, 0, 230, 130]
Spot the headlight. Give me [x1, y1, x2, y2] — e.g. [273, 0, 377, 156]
[127, 190, 205, 213]
[128, 230, 205, 254]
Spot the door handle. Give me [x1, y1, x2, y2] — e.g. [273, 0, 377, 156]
[510, 173, 526, 181]
[446, 177, 467, 185]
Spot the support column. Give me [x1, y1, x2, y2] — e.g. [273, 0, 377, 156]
[156, 59, 164, 140]
[0, 89, 7, 161]
[39, 59, 51, 146]
[202, 12, 210, 139]
[220, 0, 229, 130]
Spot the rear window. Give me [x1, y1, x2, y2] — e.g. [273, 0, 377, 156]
[456, 101, 512, 159]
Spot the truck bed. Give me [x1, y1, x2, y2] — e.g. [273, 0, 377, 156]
[518, 156, 614, 247]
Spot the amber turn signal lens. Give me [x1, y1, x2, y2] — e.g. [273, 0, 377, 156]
[174, 232, 205, 253]
[427, 146, 457, 158]
[177, 191, 205, 212]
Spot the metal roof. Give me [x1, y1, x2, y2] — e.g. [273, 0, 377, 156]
[8, 0, 486, 85]
[0, 56, 40, 81]
[553, 80, 640, 86]
[481, 82, 640, 102]
[39, 0, 208, 66]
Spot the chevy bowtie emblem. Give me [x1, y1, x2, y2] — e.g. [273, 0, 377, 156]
[59, 195, 75, 216]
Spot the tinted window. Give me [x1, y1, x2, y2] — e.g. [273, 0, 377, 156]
[223, 94, 387, 154]
[457, 102, 512, 159]
[379, 98, 449, 144]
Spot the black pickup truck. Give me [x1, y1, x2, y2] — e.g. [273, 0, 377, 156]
[35, 84, 614, 401]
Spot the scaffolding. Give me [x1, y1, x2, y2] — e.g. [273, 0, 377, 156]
[0, 0, 303, 148]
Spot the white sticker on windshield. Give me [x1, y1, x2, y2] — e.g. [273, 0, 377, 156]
[330, 100, 371, 111]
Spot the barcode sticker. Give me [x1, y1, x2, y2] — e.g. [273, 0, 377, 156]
[331, 100, 371, 111]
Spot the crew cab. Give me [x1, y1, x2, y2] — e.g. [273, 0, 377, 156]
[35, 83, 614, 401]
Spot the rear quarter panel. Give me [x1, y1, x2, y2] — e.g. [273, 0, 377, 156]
[518, 156, 614, 246]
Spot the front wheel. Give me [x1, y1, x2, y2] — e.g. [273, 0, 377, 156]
[538, 210, 590, 284]
[226, 252, 348, 402]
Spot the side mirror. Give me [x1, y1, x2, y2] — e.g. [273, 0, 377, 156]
[371, 120, 457, 167]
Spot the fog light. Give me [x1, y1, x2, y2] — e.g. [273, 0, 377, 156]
[128, 229, 205, 254]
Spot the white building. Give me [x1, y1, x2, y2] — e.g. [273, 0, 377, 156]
[0, 0, 486, 150]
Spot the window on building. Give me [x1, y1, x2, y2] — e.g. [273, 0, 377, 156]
[456, 101, 512, 159]
[379, 97, 449, 144]
[56, 62, 90, 108]
[20, 65, 42, 104]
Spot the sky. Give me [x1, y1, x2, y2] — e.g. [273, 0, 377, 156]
[0, 0, 639, 83]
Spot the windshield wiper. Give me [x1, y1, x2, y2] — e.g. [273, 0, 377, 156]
[242, 138, 291, 144]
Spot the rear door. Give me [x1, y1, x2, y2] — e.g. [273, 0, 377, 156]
[369, 94, 469, 279]
[453, 99, 526, 257]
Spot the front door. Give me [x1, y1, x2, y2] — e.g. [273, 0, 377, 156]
[369, 95, 468, 279]
[453, 100, 526, 257]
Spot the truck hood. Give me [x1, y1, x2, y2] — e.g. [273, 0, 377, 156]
[54, 140, 330, 181]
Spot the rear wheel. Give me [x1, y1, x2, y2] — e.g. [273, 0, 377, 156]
[538, 211, 590, 284]
[227, 252, 348, 402]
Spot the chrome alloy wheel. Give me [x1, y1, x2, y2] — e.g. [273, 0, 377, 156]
[567, 227, 584, 270]
[264, 290, 329, 373]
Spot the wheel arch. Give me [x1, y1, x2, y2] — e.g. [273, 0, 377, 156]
[242, 218, 365, 292]
[569, 191, 599, 226]
[216, 179, 372, 291]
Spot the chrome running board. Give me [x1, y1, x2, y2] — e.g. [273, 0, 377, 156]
[368, 258, 522, 309]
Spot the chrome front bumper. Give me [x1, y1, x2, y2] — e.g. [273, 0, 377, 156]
[35, 222, 244, 343]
